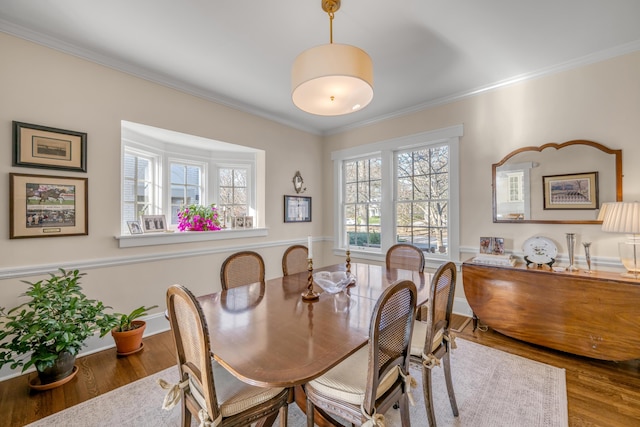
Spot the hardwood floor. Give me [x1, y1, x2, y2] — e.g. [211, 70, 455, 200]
[1, 315, 639, 427]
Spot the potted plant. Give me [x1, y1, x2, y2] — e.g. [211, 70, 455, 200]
[111, 305, 158, 356]
[0, 269, 118, 388]
[176, 203, 222, 231]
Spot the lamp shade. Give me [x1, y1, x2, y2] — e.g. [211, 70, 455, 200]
[601, 202, 640, 234]
[292, 43, 373, 116]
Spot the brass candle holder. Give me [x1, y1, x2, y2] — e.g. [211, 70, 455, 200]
[346, 250, 351, 273]
[301, 258, 320, 301]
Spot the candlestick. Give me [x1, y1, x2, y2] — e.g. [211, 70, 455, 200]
[566, 233, 578, 272]
[301, 258, 319, 301]
[583, 242, 592, 273]
[307, 235, 313, 259]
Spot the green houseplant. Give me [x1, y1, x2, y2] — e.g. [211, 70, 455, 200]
[111, 305, 158, 356]
[0, 269, 118, 387]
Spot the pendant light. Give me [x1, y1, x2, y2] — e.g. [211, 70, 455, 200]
[291, 0, 373, 116]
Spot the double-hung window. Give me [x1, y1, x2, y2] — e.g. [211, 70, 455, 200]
[333, 125, 462, 262]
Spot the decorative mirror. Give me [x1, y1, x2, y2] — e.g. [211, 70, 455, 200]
[492, 140, 622, 224]
[292, 171, 306, 194]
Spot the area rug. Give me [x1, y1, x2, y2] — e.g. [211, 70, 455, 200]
[26, 339, 568, 427]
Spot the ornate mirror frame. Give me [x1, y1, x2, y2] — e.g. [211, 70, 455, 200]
[492, 140, 622, 224]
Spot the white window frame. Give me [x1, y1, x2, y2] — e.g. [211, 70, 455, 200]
[119, 121, 264, 247]
[332, 125, 462, 264]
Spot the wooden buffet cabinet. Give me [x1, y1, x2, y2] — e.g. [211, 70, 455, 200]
[462, 260, 640, 361]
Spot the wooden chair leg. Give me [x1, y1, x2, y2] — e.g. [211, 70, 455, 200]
[306, 398, 315, 427]
[279, 404, 288, 427]
[422, 365, 438, 427]
[443, 350, 459, 416]
[399, 394, 411, 427]
[181, 404, 191, 427]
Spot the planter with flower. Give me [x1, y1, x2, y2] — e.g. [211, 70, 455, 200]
[176, 203, 222, 232]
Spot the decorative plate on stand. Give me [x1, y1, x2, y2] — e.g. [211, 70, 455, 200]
[522, 236, 558, 267]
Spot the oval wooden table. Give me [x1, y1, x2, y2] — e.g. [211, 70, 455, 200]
[196, 262, 430, 426]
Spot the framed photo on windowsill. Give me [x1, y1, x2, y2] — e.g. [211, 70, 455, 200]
[284, 195, 311, 223]
[10, 173, 88, 239]
[13, 121, 87, 172]
[141, 215, 167, 232]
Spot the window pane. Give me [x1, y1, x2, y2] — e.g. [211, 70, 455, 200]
[394, 145, 449, 251]
[219, 168, 233, 186]
[186, 166, 200, 185]
[345, 183, 357, 203]
[234, 169, 247, 186]
[220, 187, 233, 204]
[344, 162, 357, 183]
[234, 187, 247, 205]
[171, 164, 185, 184]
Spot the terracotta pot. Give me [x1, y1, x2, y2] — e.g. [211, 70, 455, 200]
[38, 351, 76, 384]
[111, 320, 146, 356]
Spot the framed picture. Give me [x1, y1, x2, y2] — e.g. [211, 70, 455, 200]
[479, 237, 492, 254]
[127, 220, 143, 235]
[244, 216, 254, 228]
[543, 172, 598, 210]
[141, 215, 166, 232]
[284, 195, 311, 223]
[233, 216, 245, 229]
[10, 173, 88, 239]
[479, 236, 505, 255]
[13, 121, 87, 172]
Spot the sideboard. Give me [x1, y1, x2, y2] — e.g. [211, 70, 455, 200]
[462, 260, 640, 360]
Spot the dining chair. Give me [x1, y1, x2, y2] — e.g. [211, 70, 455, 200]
[220, 251, 265, 290]
[281, 244, 309, 276]
[410, 261, 458, 427]
[164, 284, 290, 427]
[305, 279, 418, 427]
[386, 243, 425, 272]
[387, 243, 426, 319]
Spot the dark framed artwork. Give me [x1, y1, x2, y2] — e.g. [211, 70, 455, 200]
[13, 121, 87, 172]
[543, 171, 598, 210]
[284, 195, 312, 223]
[10, 173, 88, 239]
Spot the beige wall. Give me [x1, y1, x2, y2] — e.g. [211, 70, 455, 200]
[0, 33, 323, 316]
[322, 51, 640, 270]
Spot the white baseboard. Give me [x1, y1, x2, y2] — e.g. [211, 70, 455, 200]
[0, 313, 170, 382]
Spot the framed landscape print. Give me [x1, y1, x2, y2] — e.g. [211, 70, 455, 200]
[10, 173, 88, 239]
[13, 121, 87, 172]
[284, 195, 311, 223]
[543, 171, 598, 210]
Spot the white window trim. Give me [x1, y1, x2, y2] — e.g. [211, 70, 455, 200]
[119, 122, 263, 246]
[332, 124, 463, 264]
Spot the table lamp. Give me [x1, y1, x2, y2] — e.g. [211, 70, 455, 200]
[601, 201, 640, 279]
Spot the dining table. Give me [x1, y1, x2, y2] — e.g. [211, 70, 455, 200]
[196, 262, 431, 426]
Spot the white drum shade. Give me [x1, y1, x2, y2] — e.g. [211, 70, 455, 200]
[292, 43, 373, 116]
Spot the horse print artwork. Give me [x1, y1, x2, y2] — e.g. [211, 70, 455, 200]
[25, 182, 76, 228]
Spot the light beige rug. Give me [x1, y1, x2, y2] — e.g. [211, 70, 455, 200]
[26, 339, 568, 426]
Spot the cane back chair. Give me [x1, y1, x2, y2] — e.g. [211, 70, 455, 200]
[410, 261, 459, 426]
[305, 279, 418, 427]
[220, 251, 265, 290]
[281, 244, 309, 276]
[164, 284, 289, 427]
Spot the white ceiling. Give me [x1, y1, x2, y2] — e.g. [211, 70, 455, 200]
[2, 0, 640, 135]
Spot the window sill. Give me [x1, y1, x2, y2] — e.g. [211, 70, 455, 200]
[115, 227, 268, 248]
